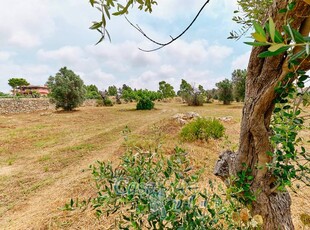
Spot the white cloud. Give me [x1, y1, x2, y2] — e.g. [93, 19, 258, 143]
[0, 0, 247, 95]
[80, 69, 116, 91]
[0, 0, 55, 48]
[37, 46, 84, 63]
[0, 52, 14, 61]
[231, 51, 251, 70]
[165, 39, 233, 66]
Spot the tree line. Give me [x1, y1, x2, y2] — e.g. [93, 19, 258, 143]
[3, 67, 248, 110]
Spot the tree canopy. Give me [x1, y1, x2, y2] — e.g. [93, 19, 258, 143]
[46, 67, 86, 111]
[231, 69, 246, 102]
[158, 81, 175, 99]
[8, 78, 29, 89]
[216, 79, 233, 105]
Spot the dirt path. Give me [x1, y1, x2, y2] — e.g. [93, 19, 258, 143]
[0, 104, 178, 229]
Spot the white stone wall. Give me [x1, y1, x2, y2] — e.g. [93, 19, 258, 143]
[0, 99, 97, 114]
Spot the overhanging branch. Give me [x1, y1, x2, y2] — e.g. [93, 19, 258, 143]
[125, 0, 210, 52]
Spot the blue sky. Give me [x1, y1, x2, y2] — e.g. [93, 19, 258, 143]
[0, 0, 251, 93]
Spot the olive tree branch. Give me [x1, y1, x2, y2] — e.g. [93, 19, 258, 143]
[125, 0, 210, 52]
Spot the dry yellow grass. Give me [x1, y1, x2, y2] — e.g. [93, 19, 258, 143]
[0, 101, 309, 229]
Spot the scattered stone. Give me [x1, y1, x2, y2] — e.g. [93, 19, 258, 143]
[172, 112, 201, 125]
[177, 118, 187, 125]
[172, 113, 184, 119]
[185, 112, 200, 119]
[40, 112, 52, 116]
[218, 116, 233, 122]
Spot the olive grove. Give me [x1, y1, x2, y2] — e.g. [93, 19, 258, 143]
[86, 0, 310, 229]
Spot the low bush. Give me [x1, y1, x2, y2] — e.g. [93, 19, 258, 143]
[136, 97, 154, 110]
[187, 93, 204, 106]
[103, 97, 113, 106]
[96, 98, 113, 106]
[63, 146, 263, 229]
[180, 118, 225, 141]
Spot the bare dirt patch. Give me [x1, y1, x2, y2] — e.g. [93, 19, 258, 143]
[0, 102, 308, 229]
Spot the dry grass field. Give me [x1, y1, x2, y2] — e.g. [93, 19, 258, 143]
[0, 101, 309, 229]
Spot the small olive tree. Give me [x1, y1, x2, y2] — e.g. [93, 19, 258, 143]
[46, 67, 86, 111]
[216, 79, 234, 105]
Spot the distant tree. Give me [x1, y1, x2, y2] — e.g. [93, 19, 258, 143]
[198, 85, 205, 94]
[8, 78, 30, 95]
[158, 81, 175, 99]
[122, 84, 132, 92]
[121, 85, 134, 102]
[108, 85, 118, 96]
[205, 91, 213, 103]
[0, 92, 9, 97]
[46, 67, 86, 111]
[177, 79, 193, 102]
[98, 90, 113, 106]
[231, 69, 246, 102]
[188, 86, 204, 106]
[85, 84, 101, 99]
[216, 79, 233, 105]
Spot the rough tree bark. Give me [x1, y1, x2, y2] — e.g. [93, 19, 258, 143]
[215, 1, 310, 229]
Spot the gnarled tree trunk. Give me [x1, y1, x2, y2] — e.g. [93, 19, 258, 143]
[215, 1, 310, 229]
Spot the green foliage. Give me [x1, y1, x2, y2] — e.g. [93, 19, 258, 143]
[103, 97, 113, 106]
[121, 86, 135, 102]
[63, 145, 259, 229]
[8, 78, 30, 96]
[269, 75, 310, 190]
[134, 89, 161, 102]
[231, 69, 246, 102]
[8, 78, 30, 89]
[245, 10, 310, 191]
[216, 79, 234, 105]
[229, 0, 273, 39]
[180, 118, 225, 142]
[177, 80, 205, 106]
[206, 88, 219, 101]
[108, 85, 118, 96]
[89, 0, 158, 44]
[158, 81, 175, 99]
[227, 165, 256, 206]
[0, 92, 11, 98]
[136, 97, 154, 110]
[85, 84, 101, 99]
[177, 79, 193, 102]
[187, 91, 204, 106]
[46, 67, 86, 111]
[302, 91, 310, 106]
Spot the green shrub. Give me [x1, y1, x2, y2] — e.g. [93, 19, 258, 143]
[46, 67, 86, 111]
[103, 97, 113, 106]
[180, 118, 225, 141]
[187, 93, 204, 106]
[136, 97, 154, 110]
[63, 147, 258, 229]
[96, 98, 113, 106]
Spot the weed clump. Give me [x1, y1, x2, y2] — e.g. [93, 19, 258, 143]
[180, 118, 225, 141]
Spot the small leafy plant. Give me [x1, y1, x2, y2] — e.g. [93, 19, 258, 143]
[63, 146, 262, 229]
[136, 97, 154, 110]
[227, 164, 256, 206]
[180, 118, 225, 142]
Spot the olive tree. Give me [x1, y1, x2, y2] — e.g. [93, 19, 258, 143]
[88, 1, 310, 229]
[46, 67, 86, 111]
[158, 81, 175, 99]
[231, 69, 246, 102]
[216, 79, 234, 105]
